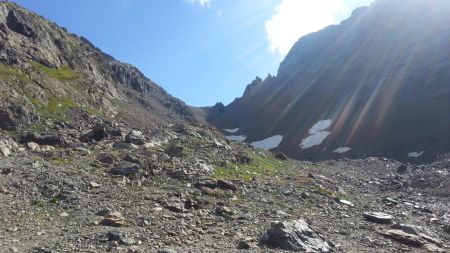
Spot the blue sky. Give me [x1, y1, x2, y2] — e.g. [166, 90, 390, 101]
[13, 0, 375, 106]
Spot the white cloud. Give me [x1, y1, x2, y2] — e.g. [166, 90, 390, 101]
[186, 0, 212, 7]
[265, 0, 348, 56]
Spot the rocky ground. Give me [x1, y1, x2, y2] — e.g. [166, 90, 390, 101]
[0, 119, 449, 253]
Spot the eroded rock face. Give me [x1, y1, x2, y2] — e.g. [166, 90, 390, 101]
[0, 108, 15, 130]
[0, 1, 193, 131]
[6, 10, 36, 38]
[261, 219, 331, 252]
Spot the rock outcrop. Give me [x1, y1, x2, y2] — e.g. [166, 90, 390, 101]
[0, 1, 192, 131]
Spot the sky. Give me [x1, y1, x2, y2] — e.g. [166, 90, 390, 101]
[13, 0, 375, 107]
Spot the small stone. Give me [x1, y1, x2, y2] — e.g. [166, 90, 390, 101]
[158, 248, 178, 253]
[363, 212, 393, 224]
[214, 205, 233, 216]
[237, 240, 251, 249]
[301, 192, 310, 199]
[383, 198, 399, 206]
[59, 212, 69, 217]
[338, 199, 354, 207]
[106, 231, 135, 245]
[89, 182, 100, 188]
[27, 142, 40, 151]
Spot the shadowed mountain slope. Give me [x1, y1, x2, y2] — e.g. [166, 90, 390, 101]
[207, 0, 450, 163]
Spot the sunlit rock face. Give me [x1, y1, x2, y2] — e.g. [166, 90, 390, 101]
[208, 0, 450, 163]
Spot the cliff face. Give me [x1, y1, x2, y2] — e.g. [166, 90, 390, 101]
[0, 1, 192, 130]
[208, 0, 450, 162]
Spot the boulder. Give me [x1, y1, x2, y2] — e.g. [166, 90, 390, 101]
[274, 151, 288, 160]
[261, 219, 331, 252]
[100, 211, 126, 227]
[444, 224, 450, 234]
[80, 125, 108, 142]
[20, 132, 63, 146]
[26, 142, 39, 151]
[0, 144, 11, 157]
[125, 130, 145, 145]
[396, 164, 408, 174]
[97, 153, 115, 164]
[381, 229, 424, 247]
[363, 212, 393, 224]
[109, 162, 140, 177]
[235, 153, 252, 164]
[164, 144, 183, 157]
[0, 108, 16, 130]
[217, 179, 237, 191]
[123, 154, 141, 164]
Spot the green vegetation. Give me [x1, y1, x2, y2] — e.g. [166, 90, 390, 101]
[0, 63, 32, 84]
[212, 152, 289, 181]
[35, 97, 78, 122]
[31, 61, 79, 81]
[50, 156, 75, 166]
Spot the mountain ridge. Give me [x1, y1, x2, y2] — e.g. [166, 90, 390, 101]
[206, 0, 450, 163]
[0, 1, 193, 132]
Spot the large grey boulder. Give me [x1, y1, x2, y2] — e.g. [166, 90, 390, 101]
[261, 219, 331, 252]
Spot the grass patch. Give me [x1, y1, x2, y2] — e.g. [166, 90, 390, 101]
[212, 152, 289, 181]
[31, 61, 79, 81]
[50, 157, 74, 166]
[0, 63, 32, 84]
[35, 97, 78, 122]
[126, 184, 144, 192]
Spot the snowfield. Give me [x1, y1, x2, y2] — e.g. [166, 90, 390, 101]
[251, 135, 283, 150]
[300, 119, 332, 149]
[333, 147, 351, 154]
[223, 128, 239, 133]
[225, 135, 246, 142]
[408, 151, 424, 158]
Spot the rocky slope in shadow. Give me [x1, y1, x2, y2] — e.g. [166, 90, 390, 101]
[206, 0, 450, 163]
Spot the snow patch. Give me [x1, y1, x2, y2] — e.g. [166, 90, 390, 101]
[333, 147, 351, 154]
[300, 119, 333, 149]
[308, 119, 332, 134]
[300, 132, 330, 149]
[251, 135, 283, 151]
[408, 151, 424, 158]
[225, 135, 246, 142]
[223, 128, 239, 133]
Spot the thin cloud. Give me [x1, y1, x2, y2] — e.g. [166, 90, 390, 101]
[185, 0, 212, 7]
[265, 0, 348, 56]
